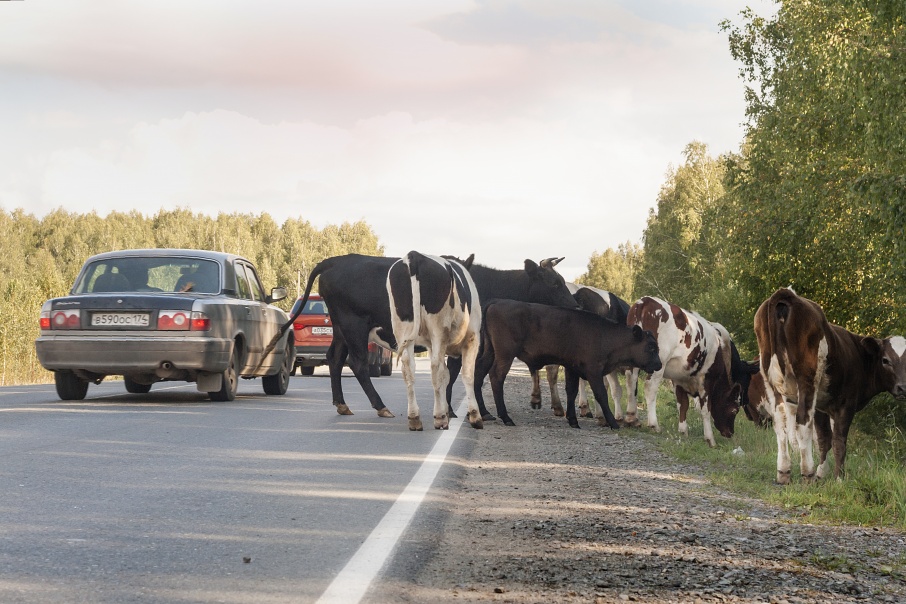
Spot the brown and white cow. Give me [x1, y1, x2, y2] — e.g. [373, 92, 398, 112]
[625, 296, 756, 447]
[754, 287, 906, 483]
[388, 252, 484, 431]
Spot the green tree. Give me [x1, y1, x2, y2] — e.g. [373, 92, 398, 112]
[575, 242, 642, 302]
[636, 141, 726, 310]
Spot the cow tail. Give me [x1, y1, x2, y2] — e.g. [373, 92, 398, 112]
[256, 258, 326, 371]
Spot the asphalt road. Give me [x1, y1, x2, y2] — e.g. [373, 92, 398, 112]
[0, 359, 476, 603]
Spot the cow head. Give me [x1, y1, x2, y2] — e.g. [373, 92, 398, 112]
[628, 325, 662, 374]
[524, 258, 580, 308]
[864, 335, 906, 398]
[710, 382, 742, 438]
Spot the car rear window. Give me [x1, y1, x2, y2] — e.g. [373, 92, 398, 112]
[291, 299, 329, 315]
[75, 257, 221, 294]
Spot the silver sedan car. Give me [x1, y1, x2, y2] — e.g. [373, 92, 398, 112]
[35, 249, 295, 401]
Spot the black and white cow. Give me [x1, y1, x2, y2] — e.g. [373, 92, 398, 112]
[388, 252, 483, 430]
[287, 254, 399, 417]
[445, 257, 579, 421]
[535, 283, 634, 419]
[475, 299, 662, 428]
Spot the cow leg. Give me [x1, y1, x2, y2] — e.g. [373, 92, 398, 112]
[563, 370, 581, 428]
[675, 387, 691, 438]
[624, 368, 641, 427]
[605, 372, 624, 422]
[642, 369, 664, 432]
[458, 332, 484, 429]
[830, 409, 854, 481]
[577, 378, 593, 418]
[488, 357, 516, 426]
[814, 410, 833, 479]
[445, 355, 462, 419]
[546, 365, 565, 416]
[772, 399, 796, 485]
[587, 374, 619, 430]
[428, 340, 450, 430]
[400, 344, 422, 431]
[472, 342, 497, 422]
[695, 394, 717, 448]
[330, 323, 392, 418]
[530, 369, 543, 410]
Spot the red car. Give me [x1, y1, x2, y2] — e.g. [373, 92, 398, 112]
[290, 294, 392, 377]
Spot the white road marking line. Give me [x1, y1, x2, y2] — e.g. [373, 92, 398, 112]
[315, 396, 467, 604]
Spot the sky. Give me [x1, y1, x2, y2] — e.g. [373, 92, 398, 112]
[0, 0, 775, 281]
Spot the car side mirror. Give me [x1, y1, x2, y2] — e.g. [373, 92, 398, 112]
[268, 286, 288, 303]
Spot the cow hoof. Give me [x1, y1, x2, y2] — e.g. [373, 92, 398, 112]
[607, 421, 620, 431]
[468, 410, 483, 429]
[503, 417, 516, 427]
[583, 412, 594, 419]
[335, 404, 354, 416]
[802, 472, 816, 484]
[481, 413, 496, 422]
[377, 408, 395, 418]
[775, 470, 792, 485]
[706, 440, 716, 449]
[596, 417, 608, 427]
[620, 417, 641, 428]
[552, 406, 565, 417]
[448, 409, 458, 419]
[530, 401, 541, 410]
[434, 416, 449, 430]
[569, 421, 581, 429]
[408, 417, 423, 431]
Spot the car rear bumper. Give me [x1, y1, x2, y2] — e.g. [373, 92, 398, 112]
[35, 335, 233, 375]
[295, 345, 329, 366]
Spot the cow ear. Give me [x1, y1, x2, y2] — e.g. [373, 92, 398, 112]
[746, 360, 760, 375]
[524, 259, 540, 275]
[729, 383, 742, 409]
[632, 324, 645, 341]
[462, 253, 475, 270]
[862, 336, 882, 356]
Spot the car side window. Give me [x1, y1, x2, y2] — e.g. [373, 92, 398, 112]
[243, 263, 265, 302]
[234, 263, 252, 300]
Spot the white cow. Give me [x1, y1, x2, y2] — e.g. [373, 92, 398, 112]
[387, 252, 483, 431]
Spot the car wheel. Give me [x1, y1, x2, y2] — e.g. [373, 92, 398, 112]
[300, 366, 315, 376]
[263, 338, 293, 395]
[124, 376, 152, 394]
[210, 345, 239, 402]
[380, 360, 392, 376]
[55, 371, 89, 401]
[369, 360, 381, 378]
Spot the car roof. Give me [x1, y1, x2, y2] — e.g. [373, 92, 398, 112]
[84, 248, 249, 265]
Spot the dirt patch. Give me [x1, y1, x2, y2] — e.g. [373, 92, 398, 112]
[367, 366, 906, 604]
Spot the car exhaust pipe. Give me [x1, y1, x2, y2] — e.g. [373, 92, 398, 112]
[157, 361, 178, 379]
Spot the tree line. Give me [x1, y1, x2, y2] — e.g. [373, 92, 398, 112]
[0, 208, 383, 384]
[577, 0, 906, 435]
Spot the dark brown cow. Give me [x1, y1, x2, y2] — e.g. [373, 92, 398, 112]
[475, 299, 662, 428]
[754, 287, 906, 483]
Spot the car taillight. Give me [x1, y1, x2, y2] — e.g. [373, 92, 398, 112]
[158, 310, 210, 331]
[158, 310, 190, 331]
[294, 321, 304, 331]
[190, 312, 210, 331]
[46, 309, 81, 330]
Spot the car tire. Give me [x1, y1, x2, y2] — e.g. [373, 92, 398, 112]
[124, 376, 152, 394]
[263, 338, 294, 395]
[369, 360, 381, 378]
[380, 360, 392, 376]
[209, 345, 239, 402]
[300, 366, 315, 376]
[55, 371, 88, 401]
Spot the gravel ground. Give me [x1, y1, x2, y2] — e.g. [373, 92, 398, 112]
[367, 365, 906, 604]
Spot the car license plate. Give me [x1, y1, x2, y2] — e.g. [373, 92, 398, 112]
[91, 312, 150, 327]
[311, 326, 332, 335]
